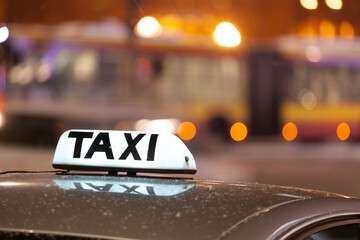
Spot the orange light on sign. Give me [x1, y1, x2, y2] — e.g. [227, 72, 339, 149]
[282, 122, 298, 141]
[337, 122, 350, 141]
[230, 122, 247, 142]
[178, 121, 196, 141]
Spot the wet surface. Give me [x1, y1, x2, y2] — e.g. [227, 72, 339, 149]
[0, 173, 341, 239]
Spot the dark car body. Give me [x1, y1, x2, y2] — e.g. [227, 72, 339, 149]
[0, 172, 359, 239]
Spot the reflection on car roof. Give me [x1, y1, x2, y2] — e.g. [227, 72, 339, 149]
[0, 172, 352, 240]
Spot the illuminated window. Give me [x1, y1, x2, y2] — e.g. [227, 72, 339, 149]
[73, 51, 98, 82]
[282, 122, 298, 141]
[230, 122, 247, 142]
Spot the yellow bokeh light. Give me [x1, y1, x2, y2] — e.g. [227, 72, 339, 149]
[135, 16, 162, 38]
[213, 22, 241, 47]
[178, 121, 196, 141]
[282, 122, 298, 141]
[230, 122, 247, 142]
[340, 21, 354, 40]
[325, 0, 342, 10]
[319, 19, 336, 39]
[337, 122, 350, 141]
[159, 14, 182, 30]
[300, 0, 318, 10]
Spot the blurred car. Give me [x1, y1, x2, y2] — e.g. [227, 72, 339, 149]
[0, 129, 360, 239]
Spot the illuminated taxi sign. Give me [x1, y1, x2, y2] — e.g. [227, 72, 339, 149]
[53, 130, 196, 174]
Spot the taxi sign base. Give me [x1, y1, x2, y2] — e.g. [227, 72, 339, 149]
[52, 164, 197, 174]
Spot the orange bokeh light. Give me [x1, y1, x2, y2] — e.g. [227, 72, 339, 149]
[282, 122, 298, 141]
[230, 122, 247, 142]
[178, 121, 196, 141]
[337, 122, 350, 141]
[114, 122, 131, 131]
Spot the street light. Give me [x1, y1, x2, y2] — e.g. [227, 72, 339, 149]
[135, 16, 162, 38]
[300, 0, 318, 10]
[213, 22, 241, 48]
[325, 0, 342, 10]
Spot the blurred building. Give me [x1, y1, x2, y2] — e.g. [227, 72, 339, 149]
[1, 0, 359, 40]
[0, 0, 360, 143]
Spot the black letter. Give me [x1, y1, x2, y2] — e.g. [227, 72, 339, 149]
[85, 132, 114, 159]
[147, 134, 158, 161]
[69, 182, 93, 192]
[119, 133, 145, 160]
[86, 183, 113, 192]
[119, 185, 142, 194]
[68, 131, 93, 158]
[146, 186, 156, 196]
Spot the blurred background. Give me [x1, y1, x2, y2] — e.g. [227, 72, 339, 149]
[0, 0, 360, 196]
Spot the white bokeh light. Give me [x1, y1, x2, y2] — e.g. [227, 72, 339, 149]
[135, 16, 162, 38]
[0, 26, 9, 43]
[213, 22, 241, 47]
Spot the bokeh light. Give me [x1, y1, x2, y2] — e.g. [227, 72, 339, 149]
[337, 122, 350, 141]
[178, 121, 196, 141]
[213, 22, 241, 47]
[36, 61, 52, 82]
[0, 26, 9, 43]
[230, 122, 247, 142]
[135, 16, 162, 38]
[305, 46, 321, 63]
[300, 0, 318, 10]
[340, 21, 354, 40]
[114, 122, 131, 131]
[282, 122, 298, 141]
[73, 51, 97, 82]
[299, 89, 318, 110]
[135, 119, 150, 131]
[319, 19, 336, 39]
[147, 119, 180, 134]
[0, 112, 5, 128]
[325, 0, 342, 10]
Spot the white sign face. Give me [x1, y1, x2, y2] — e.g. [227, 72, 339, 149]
[53, 130, 196, 174]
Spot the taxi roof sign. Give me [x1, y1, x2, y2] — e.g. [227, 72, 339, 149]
[53, 130, 196, 174]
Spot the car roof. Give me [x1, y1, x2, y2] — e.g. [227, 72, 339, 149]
[0, 172, 358, 239]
